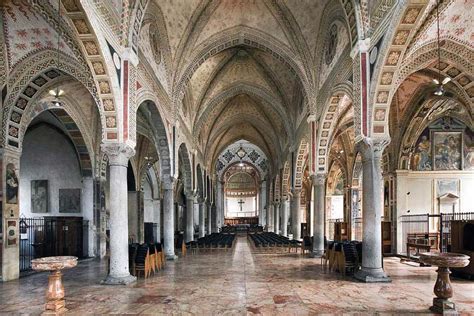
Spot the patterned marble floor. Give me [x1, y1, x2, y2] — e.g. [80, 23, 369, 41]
[0, 236, 473, 315]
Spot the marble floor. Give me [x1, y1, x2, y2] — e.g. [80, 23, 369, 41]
[0, 236, 473, 315]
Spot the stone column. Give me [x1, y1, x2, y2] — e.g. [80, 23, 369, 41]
[211, 203, 218, 233]
[281, 198, 289, 237]
[185, 195, 194, 242]
[267, 204, 274, 232]
[216, 181, 222, 229]
[152, 198, 161, 242]
[199, 199, 205, 237]
[291, 189, 302, 240]
[354, 139, 391, 282]
[163, 179, 177, 260]
[311, 173, 326, 257]
[259, 180, 267, 227]
[279, 202, 285, 235]
[102, 144, 136, 284]
[207, 201, 212, 234]
[274, 202, 280, 234]
[81, 176, 95, 257]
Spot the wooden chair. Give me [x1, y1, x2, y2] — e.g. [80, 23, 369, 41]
[135, 244, 151, 278]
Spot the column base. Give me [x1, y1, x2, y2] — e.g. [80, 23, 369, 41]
[101, 274, 136, 285]
[430, 298, 458, 315]
[354, 268, 391, 283]
[309, 250, 324, 258]
[165, 254, 178, 261]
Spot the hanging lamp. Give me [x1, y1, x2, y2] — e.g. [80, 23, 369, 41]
[48, 0, 64, 106]
[432, 0, 451, 96]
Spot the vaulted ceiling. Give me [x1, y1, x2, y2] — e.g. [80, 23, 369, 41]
[140, 0, 347, 171]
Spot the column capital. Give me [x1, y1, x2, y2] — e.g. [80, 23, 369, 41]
[311, 173, 327, 185]
[291, 188, 302, 196]
[101, 143, 135, 167]
[350, 38, 371, 59]
[356, 137, 390, 163]
[307, 114, 317, 123]
[162, 176, 176, 190]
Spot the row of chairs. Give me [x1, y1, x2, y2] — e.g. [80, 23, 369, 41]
[186, 233, 236, 252]
[248, 232, 301, 252]
[129, 243, 165, 278]
[322, 241, 361, 276]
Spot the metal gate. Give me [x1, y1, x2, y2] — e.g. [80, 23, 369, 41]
[19, 217, 85, 271]
[400, 212, 474, 255]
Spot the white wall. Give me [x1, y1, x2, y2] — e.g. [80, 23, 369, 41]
[395, 170, 474, 253]
[226, 196, 256, 217]
[19, 124, 83, 217]
[143, 179, 154, 223]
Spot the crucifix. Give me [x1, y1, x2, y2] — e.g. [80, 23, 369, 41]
[238, 199, 245, 212]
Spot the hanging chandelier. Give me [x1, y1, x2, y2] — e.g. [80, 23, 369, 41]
[432, 0, 451, 96]
[48, 0, 64, 106]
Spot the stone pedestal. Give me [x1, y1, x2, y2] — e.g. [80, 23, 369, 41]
[101, 144, 137, 285]
[420, 252, 470, 315]
[31, 256, 78, 313]
[311, 174, 326, 257]
[291, 189, 302, 240]
[354, 139, 390, 283]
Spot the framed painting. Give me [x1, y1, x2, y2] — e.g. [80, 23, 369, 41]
[432, 131, 462, 170]
[436, 179, 459, 198]
[59, 189, 81, 213]
[31, 180, 48, 213]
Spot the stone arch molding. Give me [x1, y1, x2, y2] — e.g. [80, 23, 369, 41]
[178, 142, 193, 194]
[137, 100, 172, 183]
[372, 38, 474, 139]
[2, 50, 105, 150]
[282, 161, 291, 198]
[316, 92, 353, 173]
[368, 3, 430, 137]
[294, 138, 309, 189]
[216, 141, 268, 182]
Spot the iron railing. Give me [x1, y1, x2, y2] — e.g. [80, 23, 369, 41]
[19, 217, 86, 271]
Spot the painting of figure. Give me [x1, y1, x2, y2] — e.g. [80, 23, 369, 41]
[31, 180, 48, 213]
[413, 134, 432, 171]
[6, 163, 18, 204]
[433, 132, 462, 170]
[59, 189, 81, 213]
[464, 128, 474, 170]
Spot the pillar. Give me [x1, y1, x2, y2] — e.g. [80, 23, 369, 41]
[163, 179, 177, 260]
[281, 198, 289, 237]
[311, 174, 326, 257]
[185, 195, 194, 242]
[199, 200, 205, 237]
[267, 204, 274, 232]
[152, 198, 161, 242]
[211, 203, 218, 233]
[354, 139, 391, 282]
[274, 202, 280, 234]
[259, 180, 267, 227]
[207, 201, 212, 235]
[216, 181, 222, 229]
[102, 144, 136, 284]
[82, 176, 95, 257]
[291, 189, 302, 240]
